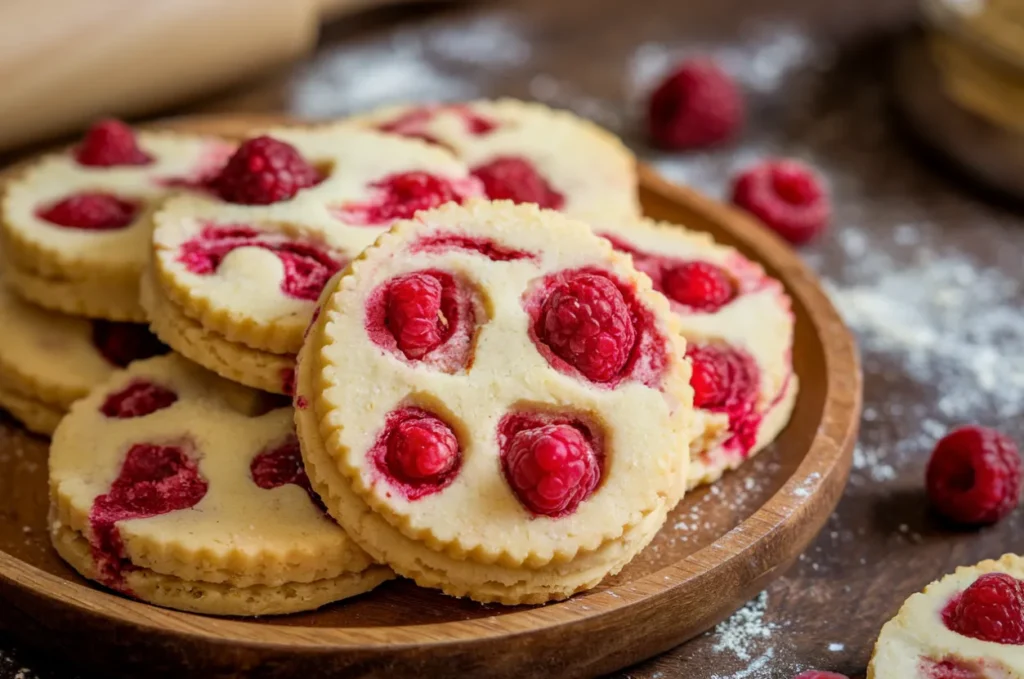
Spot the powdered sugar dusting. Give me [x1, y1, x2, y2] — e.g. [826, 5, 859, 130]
[710, 591, 777, 661]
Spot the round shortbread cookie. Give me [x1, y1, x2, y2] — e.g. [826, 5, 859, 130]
[143, 124, 480, 393]
[295, 200, 694, 604]
[351, 99, 641, 222]
[597, 219, 798, 489]
[868, 554, 1024, 678]
[2, 128, 233, 320]
[0, 282, 166, 435]
[49, 354, 391, 616]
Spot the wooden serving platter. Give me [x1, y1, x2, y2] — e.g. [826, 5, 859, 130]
[0, 115, 861, 679]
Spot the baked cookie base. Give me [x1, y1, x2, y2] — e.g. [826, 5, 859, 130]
[2, 262, 144, 322]
[51, 521, 393, 617]
[0, 383, 63, 436]
[687, 374, 800, 490]
[141, 270, 293, 394]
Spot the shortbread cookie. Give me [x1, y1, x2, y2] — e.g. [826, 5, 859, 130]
[352, 99, 641, 222]
[868, 554, 1024, 678]
[49, 354, 392, 616]
[143, 125, 480, 393]
[295, 200, 694, 604]
[1, 120, 234, 320]
[0, 282, 166, 435]
[598, 219, 798, 489]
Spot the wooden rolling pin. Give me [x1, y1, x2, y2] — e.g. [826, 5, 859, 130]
[0, 0, 419, 151]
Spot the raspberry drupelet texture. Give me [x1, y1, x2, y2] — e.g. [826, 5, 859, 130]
[385, 272, 452, 359]
[501, 423, 601, 518]
[211, 136, 320, 205]
[539, 272, 637, 383]
[370, 408, 462, 500]
[471, 156, 565, 210]
[731, 159, 830, 245]
[335, 171, 476, 225]
[662, 260, 736, 311]
[37, 193, 138, 230]
[926, 426, 1022, 525]
[100, 381, 178, 419]
[75, 119, 153, 167]
[647, 58, 744, 150]
[942, 572, 1024, 644]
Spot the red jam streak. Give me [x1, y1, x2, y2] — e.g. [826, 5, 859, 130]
[101, 381, 178, 419]
[332, 171, 481, 226]
[250, 434, 323, 509]
[91, 322, 168, 368]
[376, 104, 498, 148]
[409, 233, 534, 262]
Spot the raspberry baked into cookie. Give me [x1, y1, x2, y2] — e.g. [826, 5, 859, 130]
[598, 219, 797, 489]
[1, 120, 233, 321]
[49, 354, 392, 616]
[143, 125, 480, 394]
[295, 200, 694, 604]
[0, 281, 165, 435]
[868, 554, 1024, 678]
[353, 99, 641, 222]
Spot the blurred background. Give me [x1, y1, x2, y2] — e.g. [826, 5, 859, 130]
[2, 1, 1024, 678]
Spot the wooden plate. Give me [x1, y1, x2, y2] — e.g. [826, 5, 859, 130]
[0, 116, 860, 679]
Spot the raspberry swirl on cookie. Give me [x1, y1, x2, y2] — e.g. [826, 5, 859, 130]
[295, 200, 694, 604]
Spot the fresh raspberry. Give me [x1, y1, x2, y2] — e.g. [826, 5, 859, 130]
[792, 673, 849, 679]
[926, 426, 1022, 525]
[91, 322, 167, 368]
[211, 136, 320, 205]
[731, 159, 830, 245]
[662, 261, 736, 312]
[100, 381, 178, 419]
[370, 408, 462, 499]
[686, 343, 757, 410]
[471, 156, 565, 210]
[502, 423, 601, 517]
[648, 59, 743, 150]
[36, 192, 138, 230]
[539, 272, 637, 383]
[335, 172, 476, 226]
[942, 572, 1024, 644]
[75, 119, 152, 167]
[385, 272, 451, 359]
[385, 416, 460, 485]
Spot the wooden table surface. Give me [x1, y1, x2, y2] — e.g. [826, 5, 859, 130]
[3, 0, 1024, 677]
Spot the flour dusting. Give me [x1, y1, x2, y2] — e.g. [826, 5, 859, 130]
[710, 591, 777, 661]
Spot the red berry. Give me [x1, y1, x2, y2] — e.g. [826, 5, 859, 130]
[648, 59, 743, 150]
[75, 119, 152, 167]
[793, 673, 849, 679]
[36, 192, 138, 230]
[385, 272, 450, 359]
[686, 343, 758, 411]
[91, 321, 167, 368]
[250, 435, 323, 508]
[471, 156, 565, 210]
[539, 272, 636, 383]
[731, 159, 830, 245]
[662, 261, 736, 312]
[336, 171, 474, 225]
[502, 423, 601, 517]
[212, 136, 319, 205]
[100, 381, 178, 419]
[386, 416, 460, 485]
[942, 572, 1024, 644]
[926, 426, 1022, 525]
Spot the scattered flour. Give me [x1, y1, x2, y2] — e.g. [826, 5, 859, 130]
[710, 591, 777, 661]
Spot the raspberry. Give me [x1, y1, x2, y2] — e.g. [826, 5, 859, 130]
[211, 136, 319, 205]
[336, 171, 474, 225]
[471, 156, 565, 210]
[502, 423, 601, 517]
[250, 435, 323, 508]
[370, 408, 462, 499]
[75, 119, 152, 167]
[385, 272, 451, 359]
[731, 159, 830, 245]
[91, 322, 168, 368]
[942, 572, 1024, 644]
[36, 192, 138, 230]
[792, 673, 849, 679]
[385, 417, 460, 485]
[648, 59, 743, 150]
[100, 381, 178, 419]
[926, 426, 1022, 525]
[662, 261, 736, 312]
[686, 343, 758, 410]
[538, 272, 637, 383]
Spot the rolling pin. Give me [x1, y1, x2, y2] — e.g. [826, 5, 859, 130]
[0, 0, 420, 152]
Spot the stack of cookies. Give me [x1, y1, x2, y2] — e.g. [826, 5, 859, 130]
[0, 101, 798, 615]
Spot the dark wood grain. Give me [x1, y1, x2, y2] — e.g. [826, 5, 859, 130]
[2, 0, 1022, 677]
